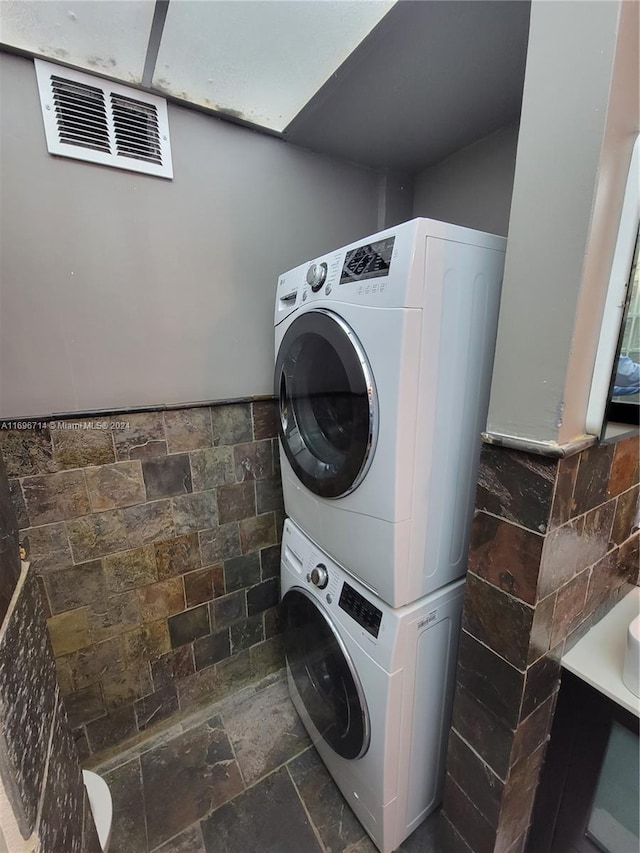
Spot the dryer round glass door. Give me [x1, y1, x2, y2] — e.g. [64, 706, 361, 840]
[275, 309, 377, 498]
[281, 588, 369, 760]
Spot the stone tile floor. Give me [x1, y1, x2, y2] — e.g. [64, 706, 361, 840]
[92, 673, 470, 853]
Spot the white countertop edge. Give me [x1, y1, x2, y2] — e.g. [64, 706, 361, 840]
[562, 587, 640, 719]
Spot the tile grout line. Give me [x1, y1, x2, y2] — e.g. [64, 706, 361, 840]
[285, 762, 328, 853]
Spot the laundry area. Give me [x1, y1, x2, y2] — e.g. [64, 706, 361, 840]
[0, 2, 638, 853]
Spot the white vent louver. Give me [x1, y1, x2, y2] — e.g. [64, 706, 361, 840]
[35, 60, 173, 179]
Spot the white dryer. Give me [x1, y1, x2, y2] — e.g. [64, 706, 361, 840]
[274, 218, 506, 606]
[280, 518, 464, 853]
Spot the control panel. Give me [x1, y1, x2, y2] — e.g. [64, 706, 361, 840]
[339, 582, 383, 638]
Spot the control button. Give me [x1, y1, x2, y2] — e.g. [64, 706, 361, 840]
[326, 593, 333, 604]
[306, 263, 328, 292]
[302, 291, 308, 301]
[325, 284, 332, 296]
[310, 564, 329, 589]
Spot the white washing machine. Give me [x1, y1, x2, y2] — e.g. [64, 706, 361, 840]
[280, 518, 464, 853]
[274, 217, 506, 606]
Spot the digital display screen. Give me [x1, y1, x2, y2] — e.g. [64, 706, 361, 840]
[340, 237, 395, 285]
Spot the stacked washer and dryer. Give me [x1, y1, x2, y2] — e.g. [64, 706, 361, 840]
[273, 218, 506, 853]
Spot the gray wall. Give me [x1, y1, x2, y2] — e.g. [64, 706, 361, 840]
[0, 53, 381, 419]
[486, 0, 639, 446]
[412, 123, 519, 237]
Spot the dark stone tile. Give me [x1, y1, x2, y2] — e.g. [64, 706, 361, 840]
[142, 718, 244, 849]
[74, 729, 90, 762]
[289, 747, 366, 850]
[63, 684, 106, 729]
[103, 758, 148, 853]
[22, 470, 90, 525]
[21, 522, 72, 571]
[217, 481, 256, 524]
[152, 646, 195, 690]
[8, 478, 29, 528]
[252, 400, 278, 441]
[549, 570, 589, 648]
[45, 560, 107, 614]
[537, 517, 584, 599]
[137, 578, 184, 621]
[584, 549, 625, 615]
[85, 461, 145, 511]
[528, 592, 555, 663]
[211, 403, 253, 446]
[224, 552, 261, 593]
[572, 442, 615, 516]
[447, 730, 503, 827]
[581, 500, 616, 565]
[113, 412, 167, 461]
[201, 766, 321, 853]
[199, 523, 241, 564]
[463, 573, 534, 670]
[104, 545, 157, 592]
[239, 513, 277, 554]
[122, 501, 175, 549]
[607, 433, 640, 498]
[549, 453, 580, 528]
[520, 652, 561, 721]
[64, 636, 126, 691]
[263, 606, 280, 639]
[122, 621, 171, 668]
[476, 446, 556, 534]
[442, 774, 496, 853]
[67, 509, 129, 563]
[35, 574, 52, 619]
[176, 665, 221, 712]
[249, 636, 284, 676]
[247, 577, 280, 616]
[155, 533, 201, 580]
[217, 649, 254, 696]
[468, 514, 543, 606]
[611, 484, 640, 546]
[164, 408, 212, 453]
[172, 490, 218, 535]
[101, 663, 153, 710]
[38, 696, 85, 853]
[0, 427, 57, 477]
[234, 440, 273, 482]
[618, 533, 640, 584]
[275, 510, 286, 543]
[51, 420, 116, 469]
[456, 631, 525, 729]
[495, 742, 547, 851]
[143, 454, 192, 500]
[230, 614, 264, 653]
[168, 605, 210, 648]
[85, 705, 137, 754]
[89, 591, 142, 642]
[134, 684, 179, 731]
[211, 590, 246, 629]
[451, 684, 514, 781]
[47, 608, 91, 656]
[510, 693, 555, 768]
[152, 823, 206, 853]
[400, 810, 473, 853]
[255, 477, 285, 514]
[189, 447, 235, 492]
[194, 628, 231, 670]
[184, 566, 215, 608]
[260, 543, 280, 580]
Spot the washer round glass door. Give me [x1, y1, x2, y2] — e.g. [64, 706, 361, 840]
[281, 588, 369, 760]
[275, 309, 377, 498]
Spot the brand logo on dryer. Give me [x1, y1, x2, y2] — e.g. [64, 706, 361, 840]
[418, 610, 438, 629]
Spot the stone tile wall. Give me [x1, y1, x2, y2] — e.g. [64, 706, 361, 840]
[0, 451, 101, 852]
[2, 401, 285, 759]
[442, 432, 639, 853]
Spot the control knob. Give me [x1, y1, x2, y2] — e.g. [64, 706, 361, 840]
[306, 262, 327, 292]
[310, 564, 329, 589]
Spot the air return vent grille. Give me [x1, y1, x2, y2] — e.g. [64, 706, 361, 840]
[35, 60, 173, 179]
